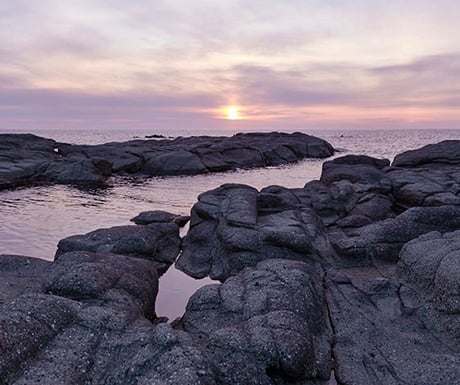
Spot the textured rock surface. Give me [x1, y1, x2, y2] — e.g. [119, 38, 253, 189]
[398, 230, 460, 314]
[46, 251, 159, 318]
[389, 140, 460, 208]
[177, 183, 334, 281]
[334, 205, 460, 263]
[1, 140, 460, 385]
[0, 132, 334, 189]
[56, 222, 181, 275]
[175, 140, 460, 384]
[180, 259, 333, 385]
[130, 210, 190, 227]
[0, 215, 216, 385]
[326, 265, 460, 385]
[0, 255, 51, 304]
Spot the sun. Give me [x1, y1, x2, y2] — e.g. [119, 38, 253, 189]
[225, 106, 241, 120]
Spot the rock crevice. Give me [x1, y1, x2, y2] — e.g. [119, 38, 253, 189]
[1, 139, 459, 384]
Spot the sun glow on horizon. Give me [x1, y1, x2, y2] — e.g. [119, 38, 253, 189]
[224, 106, 242, 120]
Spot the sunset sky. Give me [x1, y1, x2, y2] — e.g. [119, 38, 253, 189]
[1, 0, 460, 131]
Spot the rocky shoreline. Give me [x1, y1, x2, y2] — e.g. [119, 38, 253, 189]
[0, 132, 333, 189]
[1, 138, 459, 384]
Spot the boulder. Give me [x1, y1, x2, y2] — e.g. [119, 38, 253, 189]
[39, 157, 112, 184]
[130, 210, 190, 227]
[45, 251, 159, 318]
[177, 184, 334, 281]
[0, 281, 214, 385]
[141, 150, 208, 176]
[387, 165, 460, 208]
[56, 222, 181, 275]
[0, 134, 59, 187]
[321, 154, 390, 186]
[398, 230, 460, 313]
[180, 259, 332, 385]
[334, 205, 460, 263]
[388, 140, 460, 208]
[392, 140, 460, 167]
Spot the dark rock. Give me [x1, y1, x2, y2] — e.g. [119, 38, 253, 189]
[326, 265, 460, 385]
[0, 259, 213, 385]
[56, 222, 181, 275]
[334, 205, 460, 263]
[86, 322, 216, 385]
[0, 278, 214, 385]
[45, 251, 159, 318]
[141, 150, 208, 176]
[0, 134, 59, 188]
[2, 138, 460, 384]
[177, 184, 334, 281]
[39, 157, 112, 184]
[321, 155, 392, 193]
[392, 140, 460, 167]
[0, 293, 80, 384]
[131, 210, 190, 227]
[0, 132, 334, 190]
[388, 140, 460, 209]
[387, 165, 460, 208]
[398, 230, 460, 313]
[324, 154, 390, 169]
[0, 255, 51, 304]
[180, 259, 332, 384]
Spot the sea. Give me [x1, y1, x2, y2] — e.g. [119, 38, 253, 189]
[1, 127, 459, 320]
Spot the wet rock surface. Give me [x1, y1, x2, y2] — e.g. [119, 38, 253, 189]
[0, 132, 334, 189]
[1, 139, 459, 385]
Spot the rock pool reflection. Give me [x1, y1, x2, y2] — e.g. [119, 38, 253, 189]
[156, 267, 214, 321]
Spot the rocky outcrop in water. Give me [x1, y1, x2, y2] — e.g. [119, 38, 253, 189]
[0, 139, 459, 385]
[0, 132, 334, 189]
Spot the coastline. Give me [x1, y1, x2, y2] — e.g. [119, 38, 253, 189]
[0, 131, 334, 190]
[1, 136, 459, 384]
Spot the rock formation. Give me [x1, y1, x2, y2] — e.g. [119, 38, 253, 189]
[1, 140, 459, 384]
[0, 132, 334, 189]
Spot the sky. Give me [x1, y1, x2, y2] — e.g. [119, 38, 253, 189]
[1, 0, 460, 132]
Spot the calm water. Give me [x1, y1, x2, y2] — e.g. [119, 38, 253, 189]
[1, 128, 459, 319]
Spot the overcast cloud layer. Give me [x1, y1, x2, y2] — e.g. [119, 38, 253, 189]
[1, 1, 460, 131]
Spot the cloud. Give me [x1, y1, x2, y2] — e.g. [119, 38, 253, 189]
[369, 53, 460, 107]
[229, 64, 352, 107]
[226, 52, 460, 111]
[0, 87, 226, 130]
[1, 2, 460, 130]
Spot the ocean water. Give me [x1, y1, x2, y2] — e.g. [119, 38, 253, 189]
[1, 128, 459, 319]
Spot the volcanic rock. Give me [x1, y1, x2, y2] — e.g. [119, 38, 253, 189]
[130, 210, 190, 227]
[180, 259, 333, 385]
[1, 140, 460, 385]
[56, 222, 181, 275]
[0, 254, 51, 304]
[176, 183, 334, 281]
[0, 132, 334, 189]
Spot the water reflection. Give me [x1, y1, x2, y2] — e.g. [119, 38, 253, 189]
[1, 128, 459, 318]
[157, 267, 214, 321]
